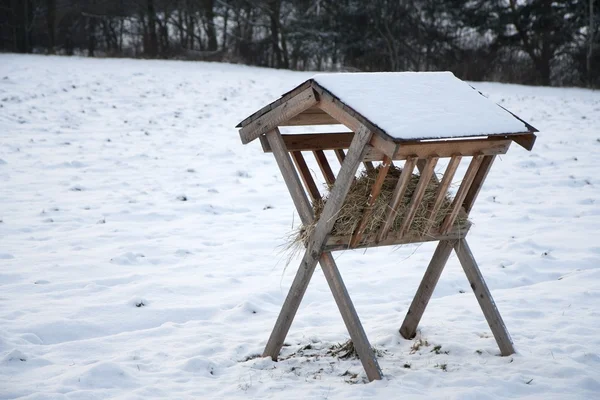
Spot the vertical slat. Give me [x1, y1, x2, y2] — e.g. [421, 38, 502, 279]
[349, 155, 392, 248]
[335, 148, 346, 164]
[463, 155, 496, 214]
[424, 155, 462, 234]
[454, 239, 515, 356]
[363, 161, 375, 172]
[313, 150, 336, 186]
[291, 151, 321, 202]
[376, 156, 418, 243]
[398, 156, 439, 237]
[399, 239, 456, 339]
[440, 155, 484, 234]
[265, 129, 313, 223]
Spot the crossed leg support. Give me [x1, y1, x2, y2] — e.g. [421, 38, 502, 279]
[400, 238, 515, 356]
[262, 127, 383, 381]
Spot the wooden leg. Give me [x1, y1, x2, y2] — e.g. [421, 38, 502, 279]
[454, 238, 515, 356]
[263, 247, 321, 359]
[263, 127, 373, 363]
[400, 240, 456, 339]
[320, 253, 382, 381]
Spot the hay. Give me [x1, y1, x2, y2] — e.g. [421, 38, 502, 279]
[291, 164, 468, 249]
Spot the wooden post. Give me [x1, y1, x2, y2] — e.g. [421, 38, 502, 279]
[454, 239, 515, 356]
[400, 240, 456, 339]
[263, 127, 383, 380]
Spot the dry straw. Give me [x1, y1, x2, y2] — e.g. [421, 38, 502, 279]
[288, 164, 468, 252]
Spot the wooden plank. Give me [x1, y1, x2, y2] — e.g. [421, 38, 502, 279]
[439, 155, 484, 234]
[398, 156, 438, 237]
[239, 87, 318, 144]
[319, 253, 383, 381]
[393, 138, 511, 159]
[335, 148, 346, 164]
[258, 134, 270, 153]
[399, 240, 456, 339]
[370, 133, 397, 158]
[303, 125, 373, 256]
[262, 134, 510, 159]
[376, 157, 418, 243]
[349, 156, 392, 248]
[424, 155, 462, 234]
[325, 222, 469, 252]
[314, 85, 367, 133]
[291, 151, 321, 202]
[463, 155, 495, 214]
[280, 111, 339, 126]
[313, 150, 336, 186]
[363, 161, 375, 172]
[237, 81, 312, 128]
[265, 129, 313, 224]
[510, 133, 536, 151]
[454, 239, 515, 356]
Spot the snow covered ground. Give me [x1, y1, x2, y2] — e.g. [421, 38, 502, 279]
[1, 54, 599, 399]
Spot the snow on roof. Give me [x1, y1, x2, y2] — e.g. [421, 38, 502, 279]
[312, 72, 529, 140]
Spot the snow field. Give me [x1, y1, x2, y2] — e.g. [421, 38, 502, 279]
[1, 55, 600, 399]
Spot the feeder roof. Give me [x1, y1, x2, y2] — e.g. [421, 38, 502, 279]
[311, 72, 532, 140]
[237, 71, 537, 149]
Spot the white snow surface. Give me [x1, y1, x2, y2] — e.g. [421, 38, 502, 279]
[1, 55, 600, 399]
[312, 72, 530, 140]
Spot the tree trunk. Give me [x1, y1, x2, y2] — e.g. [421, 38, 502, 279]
[268, 0, 283, 68]
[203, 0, 218, 51]
[588, 0, 594, 87]
[146, 0, 159, 57]
[15, 0, 33, 53]
[88, 17, 97, 57]
[46, 0, 56, 54]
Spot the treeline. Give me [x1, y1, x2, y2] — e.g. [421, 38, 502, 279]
[1, 0, 599, 87]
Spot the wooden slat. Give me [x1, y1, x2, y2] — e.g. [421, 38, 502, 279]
[440, 155, 484, 234]
[280, 111, 339, 126]
[393, 138, 511, 159]
[510, 133, 536, 151]
[376, 157, 418, 243]
[261, 134, 511, 159]
[265, 129, 313, 224]
[398, 156, 439, 237]
[463, 155, 495, 214]
[291, 151, 320, 202]
[399, 239, 456, 339]
[315, 87, 364, 132]
[454, 239, 515, 356]
[239, 87, 318, 144]
[424, 155, 462, 234]
[313, 150, 336, 186]
[335, 148, 346, 164]
[349, 156, 392, 248]
[325, 222, 470, 252]
[363, 161, 375, 172]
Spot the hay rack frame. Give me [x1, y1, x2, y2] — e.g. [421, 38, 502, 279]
[236, 76, 537, 381]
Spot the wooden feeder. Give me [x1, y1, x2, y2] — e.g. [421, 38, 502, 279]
[236, 72, 537, 381]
